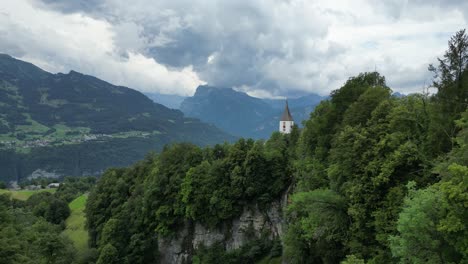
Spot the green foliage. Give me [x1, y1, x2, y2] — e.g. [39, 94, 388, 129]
[331, 72, 387, 119]
[429, 29, 468, 117]
[284, 190, 348, 263]
[389, 116, 468, 264]
[145, 143, 204, 235]
[341, 86, 391, 127]
[0, 188, 56, 201]
[85, 135, 294, 263]
[0, 196, 75, 264]
[80, 30, 468, 264]
[27, 191, 70, 225]
[428, 29, 468, 154]
[294, 85, 439, 261]
[285, 30, 468, 264]
[341, 255, 366, 264]
[0, 175, 95, 263]
[193, 237, 282, 264]
[54, 176, 96, 202]
[96, 243, 119, 264]
[182, 160, 236, 226]
[37, 174, 95, 258]
[45, 198, 71, 225]
[62, 194, 89, 261]
[389, 165, 467, 264]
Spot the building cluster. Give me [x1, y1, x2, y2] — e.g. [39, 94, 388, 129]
[0, 131, 154, 151]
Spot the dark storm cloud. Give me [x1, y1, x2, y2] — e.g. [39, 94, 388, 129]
[148, 28, 217, 69]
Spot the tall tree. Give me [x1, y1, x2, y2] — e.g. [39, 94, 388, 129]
[428, 29, 468, 152]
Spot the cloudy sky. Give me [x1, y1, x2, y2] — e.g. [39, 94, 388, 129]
[0, 0, 467, 98]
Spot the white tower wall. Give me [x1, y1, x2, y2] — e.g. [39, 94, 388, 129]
[279, 120, 294, 134]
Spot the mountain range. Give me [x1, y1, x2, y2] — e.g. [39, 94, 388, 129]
[0, 54, 234, 183]
[179, 85, 325, 139]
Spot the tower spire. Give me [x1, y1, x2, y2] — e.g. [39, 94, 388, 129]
[279, 99, 294, 134]
[280, 99, 293, 121]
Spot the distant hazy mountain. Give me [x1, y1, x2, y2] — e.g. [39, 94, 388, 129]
[144, 92, 187, 109]
[392, 92, 405, 98]
[180, 85, 325, 139]
[0, 54, 234, 182]
[262, 94, 324, 110]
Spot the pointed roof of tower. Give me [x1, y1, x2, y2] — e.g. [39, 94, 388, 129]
[280, 100, 294, 121]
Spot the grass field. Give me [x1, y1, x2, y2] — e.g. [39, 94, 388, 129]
[63, 194, 89, 257]
[0, 188, 56, 200]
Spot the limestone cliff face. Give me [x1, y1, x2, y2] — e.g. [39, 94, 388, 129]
[157, 193, 288, 264]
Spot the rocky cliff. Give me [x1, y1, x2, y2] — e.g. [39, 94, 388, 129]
[157, 192, 288, 263]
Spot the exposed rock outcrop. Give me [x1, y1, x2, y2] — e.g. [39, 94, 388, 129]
[157, 192, 288, 264]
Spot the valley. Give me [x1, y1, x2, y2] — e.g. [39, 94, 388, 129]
[0, 127, 154, 152]
[0, 54, 235, 182]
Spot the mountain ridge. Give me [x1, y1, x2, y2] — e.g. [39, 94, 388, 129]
[180, 85, 324, 139]
[0, 54, 235, 182]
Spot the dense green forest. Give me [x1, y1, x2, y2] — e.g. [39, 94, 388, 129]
[284, 29, 468, 263]
[85, 134, 296, 264]
[83, 30, 467, 264]
[0, 176, 96, 263]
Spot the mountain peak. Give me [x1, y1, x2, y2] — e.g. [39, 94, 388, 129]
[0, 53, 48, 80]
[0, 53, 13, 59]
[68, 70, 81, 75]
[195, 85, 224, 96]
[181, 86, 324, 139]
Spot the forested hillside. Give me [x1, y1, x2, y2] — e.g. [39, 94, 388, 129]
[85, 135, 296, 264]
[84, 30, 467, 264]
[0, 55, 234, 182]
[283, 31, 468, 263]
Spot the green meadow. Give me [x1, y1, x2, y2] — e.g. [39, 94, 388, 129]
[63, 194, 89, 257]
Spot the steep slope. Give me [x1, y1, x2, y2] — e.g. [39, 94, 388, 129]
[0, 54, 234, 182]
[180, 85, 324, 139]
[144, 92, 187, 109]
[180, 86, 274, 138]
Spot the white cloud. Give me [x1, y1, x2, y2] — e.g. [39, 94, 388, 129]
[323, 4, 465, 94]
[0, 0, 204, 96]
[234, 85, 286, 100]
[1, 0, 467, 97]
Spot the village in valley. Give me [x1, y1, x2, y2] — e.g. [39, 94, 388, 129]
[0, 131, 153, 151]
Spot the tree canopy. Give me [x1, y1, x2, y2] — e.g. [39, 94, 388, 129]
[82, 29, 468, 264]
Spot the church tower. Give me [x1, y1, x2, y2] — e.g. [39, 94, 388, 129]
[279, 100, 294, 134]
